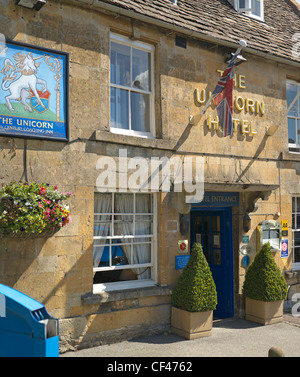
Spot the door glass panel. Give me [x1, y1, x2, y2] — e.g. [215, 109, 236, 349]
[213, 249, 221, 265]
[203, 233, 210, 249]
[212, 216, 220, 231]
[203, 248, 211, 264]
[203, 216, 210, 232]
[213, 234, 220, 247]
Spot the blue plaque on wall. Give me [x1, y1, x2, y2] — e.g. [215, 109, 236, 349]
[175, 255, 190, 270]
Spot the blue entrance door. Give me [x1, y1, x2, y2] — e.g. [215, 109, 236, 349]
[190, 207, 234, 318]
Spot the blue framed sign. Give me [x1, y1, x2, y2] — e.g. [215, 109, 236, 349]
[175, 255, 190, 270]
[0, 40, 69, 141]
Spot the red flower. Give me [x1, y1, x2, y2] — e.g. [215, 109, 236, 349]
[39, 186, 46, 195]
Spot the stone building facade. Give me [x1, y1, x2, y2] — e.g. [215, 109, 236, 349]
[0, 0, 299, 351]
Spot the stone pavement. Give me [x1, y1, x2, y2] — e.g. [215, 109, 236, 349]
[61, 315, 300, 358]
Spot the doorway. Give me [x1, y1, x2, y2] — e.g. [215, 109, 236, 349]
[190, 207, 234, 318]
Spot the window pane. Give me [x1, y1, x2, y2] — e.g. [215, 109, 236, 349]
[115, 193, 134, 213]
[298, 119, 300, 146]
[110, 42, 130, 87]
[294, 232, 300, 247]
[93, 239, 109, 267]
[133, 243, 151, 264]
[297, 197, 300, 213]
[239, 0, 246, 8]
[288, 118, 296, 144]
[297, 214, 300, 230]
[293, 197, 296, 213]
[294, 247, 300, 263]
[131, 92, 151, 133]
[94, 193, 112, 213]
[253, 0, 261, 16]
[287, 82, 298, 117]
[94, 220, 111, 237]
[114, 216, 133, 236]
[132, 48, 151, 92]
[136, 194, 152, 213]
[293, 214, 295, 230]
[110, 87, 129, 129]
[135, 216, 152, 235]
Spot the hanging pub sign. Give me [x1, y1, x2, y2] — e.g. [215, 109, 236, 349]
[0, 40, 69, 141]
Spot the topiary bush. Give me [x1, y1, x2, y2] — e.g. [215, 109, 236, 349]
[242, 242, 288, 302]
[172, 242, 217, 312]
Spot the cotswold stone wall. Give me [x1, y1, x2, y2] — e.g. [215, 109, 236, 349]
[0, 0, 299, 351]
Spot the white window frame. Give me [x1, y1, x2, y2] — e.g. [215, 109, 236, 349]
[287, 80, 300, 153]
[110, 33, 155, 138]
[292, 196, 300, 271]
[228, 0, 264, 21]
[93, 192, 158, 293]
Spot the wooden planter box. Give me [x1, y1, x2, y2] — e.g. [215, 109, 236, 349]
[245, 298, 284, 325]
[171, 306, 213, 340]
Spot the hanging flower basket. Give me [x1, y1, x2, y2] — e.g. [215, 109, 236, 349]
[0, 182, 72, 239]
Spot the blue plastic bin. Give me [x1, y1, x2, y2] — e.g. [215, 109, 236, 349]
[0, 284, 59, 357]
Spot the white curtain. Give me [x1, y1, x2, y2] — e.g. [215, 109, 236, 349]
[134, 194, 151, 279]
[115, 193, 133, 268]
[117, 194, 151, 280]
[93, 194, 112, 267]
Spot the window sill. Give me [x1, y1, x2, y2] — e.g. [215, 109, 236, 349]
[281, 151, 300, 162]
[110, 128, 155, 139]
[285, 270, 300, 279]
[94, 130, 175, 151]
[81, 283, 172, 305]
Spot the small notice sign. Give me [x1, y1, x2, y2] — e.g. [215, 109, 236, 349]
[281, 239, 289, 258]
[178, 240, 188, 254]
[281, 221, 288, 237]
[242, 235, 249, 244]
[175, 255, 190, 270]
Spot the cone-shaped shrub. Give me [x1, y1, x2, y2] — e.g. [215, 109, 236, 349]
[172, 242, 217, 312]
[242, 242, 287, 302]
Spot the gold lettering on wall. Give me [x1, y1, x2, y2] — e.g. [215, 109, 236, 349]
[195, 72, 265, 136]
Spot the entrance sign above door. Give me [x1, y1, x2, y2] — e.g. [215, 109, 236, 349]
[192, 192, 239, 208]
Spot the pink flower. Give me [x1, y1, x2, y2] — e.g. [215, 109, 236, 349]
[38, 203, 43, 208]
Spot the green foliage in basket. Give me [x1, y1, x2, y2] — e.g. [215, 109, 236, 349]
[0, 182, 72, 236]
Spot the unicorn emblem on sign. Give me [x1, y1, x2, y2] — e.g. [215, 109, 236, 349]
[0, 52, 48, 113]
